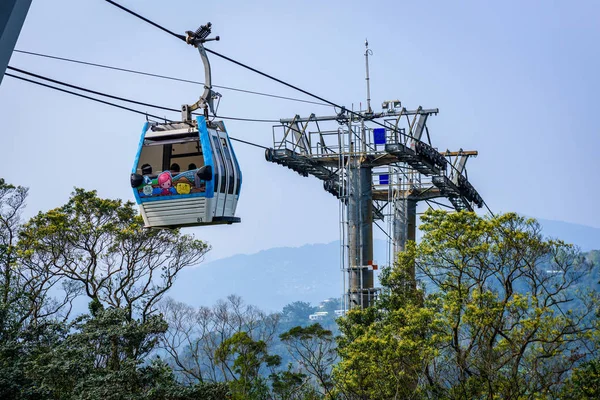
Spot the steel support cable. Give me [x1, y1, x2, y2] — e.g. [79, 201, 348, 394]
[12, 49, 329, 107]
[5, 72, 169, 121]
[97, 4, 416, 148]
[104, 0, 185, 41]
[202, 49, 494, 215]
[203, 47, 343, 113]
[99, 1, 442, 142]
[5, 73, 269, 149]
[7, 66, 279, 123]
[482, 200, 495, 217]
[424, 199, 454, 210]
[424, 200, 437, 211]
[204, 47, 492, 213]
[229, 137, 267, 149]
[374, 220, 393, 241]
[103, 0, 493, 215]
[206, 42, 488, 209]
[8, 65, 181, 114]
[103, 1, 342, 111]
[214, 115, 278, 123]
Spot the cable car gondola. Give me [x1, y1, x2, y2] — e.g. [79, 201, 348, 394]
[130, 23, 241, 229]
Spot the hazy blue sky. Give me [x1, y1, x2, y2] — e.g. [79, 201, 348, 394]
[1, 0, 599, 260]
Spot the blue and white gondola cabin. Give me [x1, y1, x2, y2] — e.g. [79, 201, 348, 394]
[130, 116, 241, 228]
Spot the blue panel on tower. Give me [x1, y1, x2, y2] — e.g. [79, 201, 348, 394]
[379, 174, 389, 185]
[373, 128, 386, 144]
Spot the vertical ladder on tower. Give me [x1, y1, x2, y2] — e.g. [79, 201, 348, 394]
[338, 129, 350, 312]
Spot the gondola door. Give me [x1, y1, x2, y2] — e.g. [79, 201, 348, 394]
[218, 130, 238, 218]
[209, 129, 227, 217]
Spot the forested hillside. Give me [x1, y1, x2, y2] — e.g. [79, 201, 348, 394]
[170, 240, 386, 312]
[2, 179, 599, 399]
[170, 219, 600, 312]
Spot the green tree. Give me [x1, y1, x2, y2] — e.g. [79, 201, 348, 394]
[335, 259, 438, 400]
[280, 323, 336, 398]
[561, 358, 600, 399]
[18, 188, 209, 373]
[0, 178, 32, 398]
[215, 331, 281, 399]
[335, 211, 599, 399]
[0, 179, 80, 399]
[270, 367, 321, 400]
[0, 178, 26, 327]
[30, 304, 229, 400]
[281, 301, 316, 329]
[0, 185, 216, 399]
[19, 188, 209, 323]
[160, 295, 281, 384]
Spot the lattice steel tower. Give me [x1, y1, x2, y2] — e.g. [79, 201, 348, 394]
[265, 42, 484, 309]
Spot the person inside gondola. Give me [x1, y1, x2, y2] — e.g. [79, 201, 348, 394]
[170, 163, 180, 174]
[141, 163, 152, 175]
[188, 163, 197, 170]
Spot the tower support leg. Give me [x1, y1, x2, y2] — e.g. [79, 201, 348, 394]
[348, 164, 374, 308]
[406, 199, 417, 282]
[392, 197, 417, 286]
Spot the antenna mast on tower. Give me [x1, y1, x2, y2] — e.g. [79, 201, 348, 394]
[364, 39, 373, 114]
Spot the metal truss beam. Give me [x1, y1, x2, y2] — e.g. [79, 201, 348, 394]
[279, 108, 439, 124]
[268, 106, 485, 310]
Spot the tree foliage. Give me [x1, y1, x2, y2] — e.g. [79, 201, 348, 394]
[561, 358, 600, 399]
[215, 331, 281, 399]
[0, 179, 78, 399]
[281, 301, 317, 330]
[29, 305, 228, 400]
[3, 178, 600, 400]
[19, 188, 209, 322]
[0, 182, 222, 399]
[335, 267, 437, 400]
[335, 210, 599, 399]
[280, 323, 336, 398]
[160, 295, 281, 385]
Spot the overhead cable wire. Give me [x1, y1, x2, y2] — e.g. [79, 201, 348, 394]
[8, 65, 180, 114]
[103, 1, 341, 108]
[101, 2, 462, 152]
[12, 49, 329, 107]
[104, 0, 493, 215]
[203, 47, 342, 111]
[374, 221, 393, 241]
[229, 137, 268, 150]
[5, 72, 169, 121]
[104, 0, 185, 41]
[481, 199, 495, 217]
[5, 72, 270, 150]
[7, 66, 279, 123]
[7, 70, 488, 213]
[424, 199, 454, 210]
[215, 115, 278, 123]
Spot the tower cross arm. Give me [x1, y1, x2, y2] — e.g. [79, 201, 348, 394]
[278, 108, 439, 124]
[442, 150, 478, 157]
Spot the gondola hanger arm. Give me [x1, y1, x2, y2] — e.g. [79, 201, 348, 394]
[182, 22, 220, 122]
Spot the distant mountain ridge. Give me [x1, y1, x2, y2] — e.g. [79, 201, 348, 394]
[170, 217, 600, 311]
[170, 241, 350, 313]
[535, 217, 600, 251]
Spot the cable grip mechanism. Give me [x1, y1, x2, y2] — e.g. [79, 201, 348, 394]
[182, 22, 220, 122]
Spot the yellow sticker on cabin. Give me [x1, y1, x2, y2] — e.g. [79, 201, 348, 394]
[176, 182, 191, 194]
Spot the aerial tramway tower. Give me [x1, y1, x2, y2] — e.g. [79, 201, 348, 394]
[265, 41, 484, 310]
